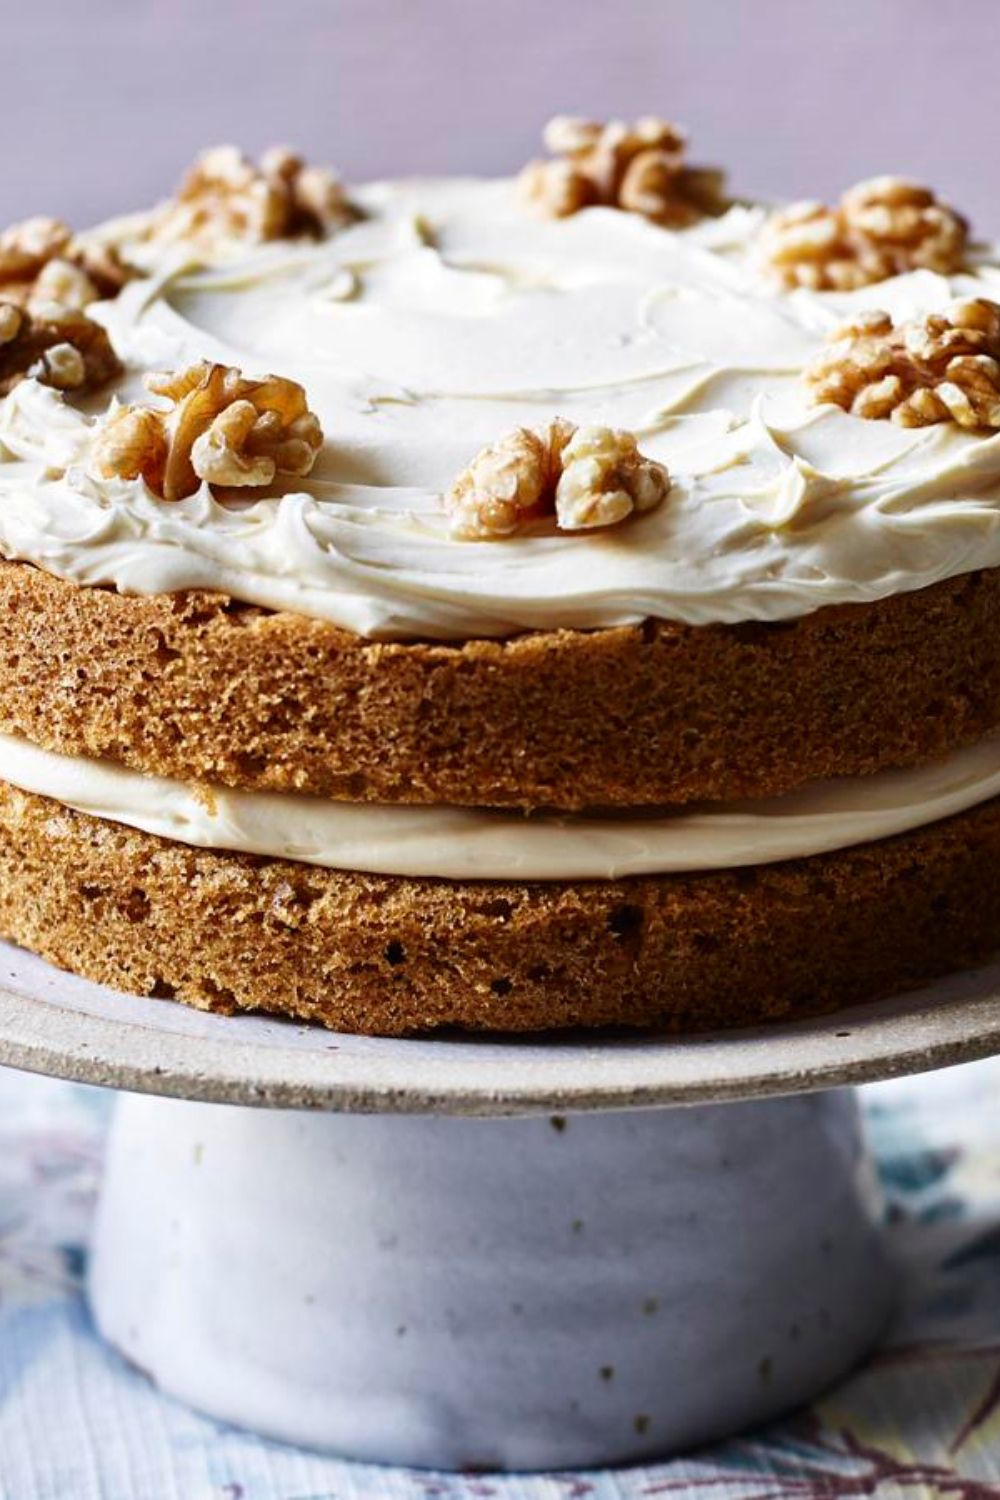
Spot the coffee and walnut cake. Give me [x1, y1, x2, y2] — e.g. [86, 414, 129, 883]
[1, 125, 1000, 1035]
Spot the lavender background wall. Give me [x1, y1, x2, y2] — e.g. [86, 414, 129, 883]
[5, 0, 999, 232]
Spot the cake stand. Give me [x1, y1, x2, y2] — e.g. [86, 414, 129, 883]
[1, 940, 999, 1471]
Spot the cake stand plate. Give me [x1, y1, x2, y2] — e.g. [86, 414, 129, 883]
[0, 940, 998, 1113]
[1, 940, 997, 1469]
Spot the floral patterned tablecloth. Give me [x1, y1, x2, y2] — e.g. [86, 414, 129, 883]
[0, 1060, 998, 1500]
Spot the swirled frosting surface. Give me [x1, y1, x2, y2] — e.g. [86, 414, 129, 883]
[4, 178, 1000, 639]
[2, 729, 999, 878]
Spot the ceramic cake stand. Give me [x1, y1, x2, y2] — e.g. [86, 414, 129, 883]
[1, 942, 999, 1471]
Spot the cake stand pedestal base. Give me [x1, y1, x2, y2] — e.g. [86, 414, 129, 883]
[88, 1086, 893, 1470]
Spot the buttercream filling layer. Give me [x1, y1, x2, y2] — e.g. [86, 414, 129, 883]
[4, 181, 1000, 640]
[4, 731, 1000, 880]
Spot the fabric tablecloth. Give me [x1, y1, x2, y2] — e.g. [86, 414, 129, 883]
[0, 1059, 997, 1499]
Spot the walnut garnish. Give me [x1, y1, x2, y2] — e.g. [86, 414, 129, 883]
[446, 422, 569, 538]
[520, 116, 726, 228]
[0, 217, 70, 289]
[0, 216, 131, 310]
[555, 425, 670, 529]
[65, 236, 133, 300]
[90, 405, 169, 493]
[805, 298, 1000, 428]
[257, 147, 359, 236]
[0, 300, 122, 398]
[28, 258, 100, 313]
[760, 177, 968, 291]
[89, 361, 324, 501]
[147, 145, 358, 252]
[446, 420, 669, 539]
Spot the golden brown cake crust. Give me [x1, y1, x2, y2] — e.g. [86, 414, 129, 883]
[2, 560, 1000, 809]
[1, 778, 999, 1035]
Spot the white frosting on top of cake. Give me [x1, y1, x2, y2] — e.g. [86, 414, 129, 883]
[4, 178, 1000, 638]
[4, 729, 999, 879]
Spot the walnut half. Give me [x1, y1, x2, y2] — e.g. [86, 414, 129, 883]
[145, 145, 359, 254]
[0, 216, 131, 310]
[520, 116, 727, 228]
[89, 361, 324, 501]
[0, 300, 122, 398]
[759, 176, 968, 291]
[805, 298, 1000, 429]
[446, 420, 669, 539]
[0, 217, 70, 290]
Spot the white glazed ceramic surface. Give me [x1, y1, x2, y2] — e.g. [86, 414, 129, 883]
[0, 941, 999, 1112]
[89, 1088, 893, 1469]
